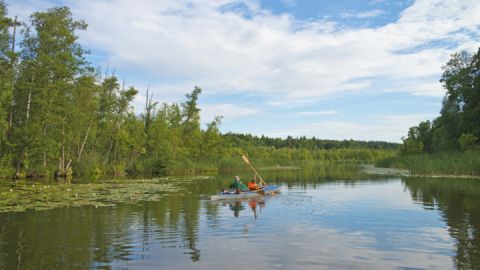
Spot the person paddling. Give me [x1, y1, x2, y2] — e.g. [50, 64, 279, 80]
[229, 176, 248, 194]
[248, 175, 259, 190]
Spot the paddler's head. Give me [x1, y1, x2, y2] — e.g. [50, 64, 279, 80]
[235, 176, 240, 182]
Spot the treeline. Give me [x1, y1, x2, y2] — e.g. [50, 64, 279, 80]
[222, 134, 399, 168]
[224, 133, 399, 150]
[378, 48, 480, 176]
[401, 48, 480, 154]
[0, 4, 396, 179]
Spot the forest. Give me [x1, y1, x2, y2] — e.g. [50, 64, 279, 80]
[0, 3, 398, 179]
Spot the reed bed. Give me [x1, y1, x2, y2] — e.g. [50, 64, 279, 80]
[376, 151, 480, 176]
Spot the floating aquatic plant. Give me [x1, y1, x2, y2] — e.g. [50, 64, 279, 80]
[0, 176, 214, 213]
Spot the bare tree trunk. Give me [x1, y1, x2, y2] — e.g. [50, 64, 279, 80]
[14, 72, 33, 178]
[8, 16, 18, 129]
[57, 157, 63, 176]
[77, 121, 92, 162]
[14, 146, 26, 178]
[128, 151, 136, 169]
[58, 118, 65, 176]
[43, 125, 47, 168]
[26, 84, 32, 122]
[104, 134, 115, 165]
[104, 115, 121, 164]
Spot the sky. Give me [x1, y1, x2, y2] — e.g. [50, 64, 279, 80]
[5, 0, 480, 142]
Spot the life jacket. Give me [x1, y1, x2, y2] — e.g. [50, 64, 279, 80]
[248, 182, 259, 190]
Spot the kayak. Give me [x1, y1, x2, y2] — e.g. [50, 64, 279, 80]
[210, 185, 281, 201]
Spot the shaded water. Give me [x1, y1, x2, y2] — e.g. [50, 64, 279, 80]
[1, 167, 480, 269]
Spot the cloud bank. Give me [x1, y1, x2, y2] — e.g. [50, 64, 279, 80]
[70, 0, 479, 98]
[9, 0, 478, 98]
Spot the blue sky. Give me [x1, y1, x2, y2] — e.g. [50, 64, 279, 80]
[6, 0, 480, 142]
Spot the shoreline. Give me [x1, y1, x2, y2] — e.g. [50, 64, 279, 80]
[361, 165, 480, 179]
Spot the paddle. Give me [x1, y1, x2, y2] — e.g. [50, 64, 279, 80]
[241, 155, 275, 195]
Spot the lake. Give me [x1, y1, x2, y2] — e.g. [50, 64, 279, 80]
[1, 166, 479, 269]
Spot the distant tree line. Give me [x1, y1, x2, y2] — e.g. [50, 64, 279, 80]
[0, 3, 397, 179]
[401, 48, 480, 154]
[224, 133, 399, 150]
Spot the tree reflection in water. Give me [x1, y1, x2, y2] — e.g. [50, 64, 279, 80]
[1, 167, 480, 269]
[403, 177, 480, 269]
[0, 187, 209, 269]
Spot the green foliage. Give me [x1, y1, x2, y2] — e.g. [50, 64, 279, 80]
[224, 133, 400, 150]
[376, 151, 480, 176]
[400, 121, 434, 155]
[401, 48, 480, 154]
[459, 133, 478, 151]
[388, 48, 480, 176]
[401, 137, 424, 155]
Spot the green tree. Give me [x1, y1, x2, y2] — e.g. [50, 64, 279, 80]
[181, 86, 202, 159]
[459, 133, 478, 151]
[403, 48, 480, 153]
[145, 105, 173, 173]
[202, 116, 224, 161]
[69, 74, 100, 171]
[433, 49, 480, 151]
[12, 6, 89, 176]
[0, 1, 12, 170]
[401, 126, 425, 154]
[0, 0, 11, 138]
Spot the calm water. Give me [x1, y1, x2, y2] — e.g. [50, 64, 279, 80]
[1, 167, 480, 269]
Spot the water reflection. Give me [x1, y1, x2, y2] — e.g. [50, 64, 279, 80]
[403, 177, 480, 269]
[0, 188, 206, 269]
[214, 198, 266, 218]
[0, 167, 479, 269]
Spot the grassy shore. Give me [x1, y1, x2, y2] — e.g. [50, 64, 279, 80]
[376, 151, 480, 176]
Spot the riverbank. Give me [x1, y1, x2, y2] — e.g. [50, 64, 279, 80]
[361, 165, 480, 179]
[0, 150, 396, 180]
[368, 150, 480, 177]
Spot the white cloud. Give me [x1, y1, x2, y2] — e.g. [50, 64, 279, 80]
[269, 114, 436, 142]
[200, 103, 260, 123]
[409, 82, 445, 97]
[341, 9, 385, 19]
[296, 110, 338, 116]
[6, 0, 480, 101]
[280, 0, 296, 8]
[5, 0, 53, 22]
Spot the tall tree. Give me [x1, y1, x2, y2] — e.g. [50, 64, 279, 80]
[0, 1, 21, 173]
[181, 86, 202, 159]
[403, 48, 480, 153]
[0, 0, 12, 146]
[202, 116, 224, 161]
[13, 6, 89, 176]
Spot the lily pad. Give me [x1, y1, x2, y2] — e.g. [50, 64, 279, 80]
[0, 177, 201, 213]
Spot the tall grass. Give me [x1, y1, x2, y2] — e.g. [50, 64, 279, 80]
[376, 151, 480, 176]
